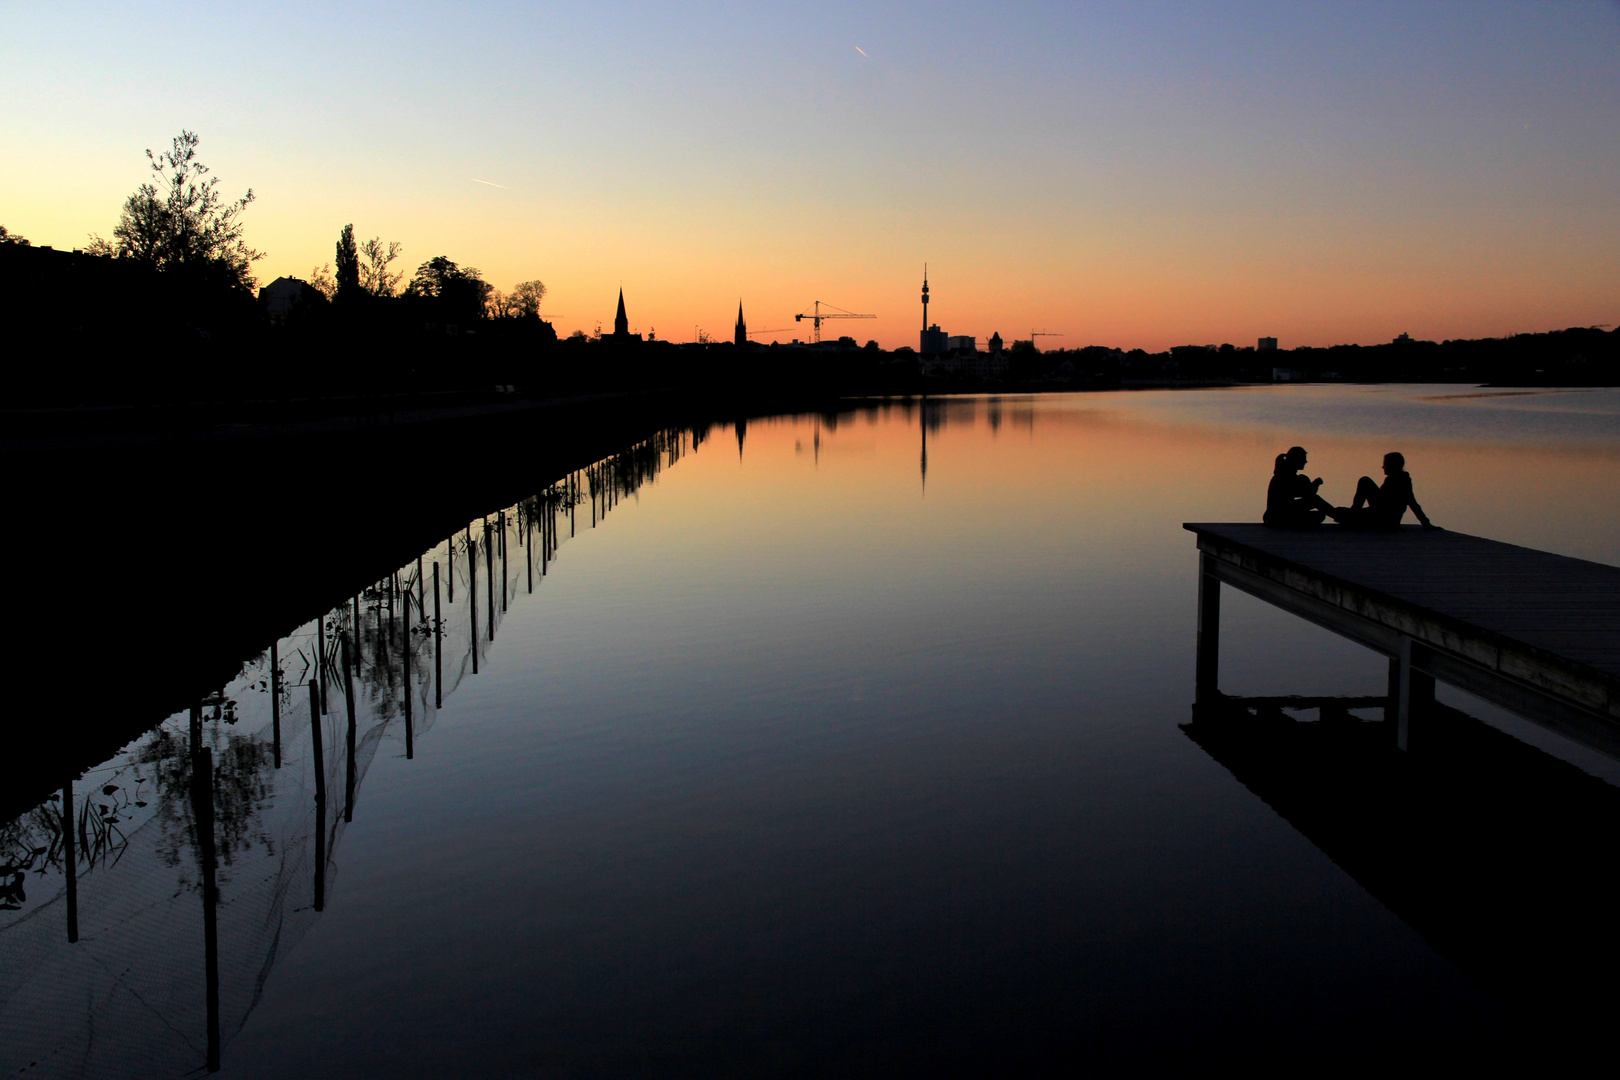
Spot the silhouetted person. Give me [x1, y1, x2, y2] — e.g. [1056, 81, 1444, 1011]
[1264, 446, 1336, 527]
[1337, 452, 1438, 530]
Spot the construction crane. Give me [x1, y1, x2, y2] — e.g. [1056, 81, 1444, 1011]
[1030, 330, 1064, 351]
[795, 300, 875, 344]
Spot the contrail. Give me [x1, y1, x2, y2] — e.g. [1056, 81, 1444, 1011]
[471, 178, 506, 188]
[854, 46, 867, 57]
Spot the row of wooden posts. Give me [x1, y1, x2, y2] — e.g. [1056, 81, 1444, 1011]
[48, 430, 696, 1073]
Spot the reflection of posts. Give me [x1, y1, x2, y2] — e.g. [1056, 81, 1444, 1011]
[485, 519, 495, 641]
[191, 746, 221, 1073]
[1393, 636, 1435, 751]
[342, 637, 357, 823]
[1195, 552, 1221, 705]
[62, 778, 78, 944]
[308, 681, 326, 912]
[403, 589, 414, 760]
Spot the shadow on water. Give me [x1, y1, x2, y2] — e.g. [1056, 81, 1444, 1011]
[1183, 693, 1620, 1052]
[0, 421, 724, 1076]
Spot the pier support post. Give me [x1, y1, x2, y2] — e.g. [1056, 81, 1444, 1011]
[1395, 635, 1435, 751]
[1195, 552, 1221, 704]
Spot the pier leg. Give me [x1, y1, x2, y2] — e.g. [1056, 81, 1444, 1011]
[1195, 552, 1221, 704]
[271, 641, 281, 769]
[1396, 635, 1435, 751]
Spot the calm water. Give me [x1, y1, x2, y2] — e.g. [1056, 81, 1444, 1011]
[6, 385, 1620, 1076]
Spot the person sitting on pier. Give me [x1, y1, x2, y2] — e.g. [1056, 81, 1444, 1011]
[1263, 446, 1337, 527]
[1337, 452, 1438, 530]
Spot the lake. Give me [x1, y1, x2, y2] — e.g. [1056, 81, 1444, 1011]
[5, 384, 1620, 1076]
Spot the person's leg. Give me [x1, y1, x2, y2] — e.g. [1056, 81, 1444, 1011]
[1351, 476, 1379, 510]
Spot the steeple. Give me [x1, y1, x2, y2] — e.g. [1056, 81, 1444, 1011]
[735, 300, 747, 348]
[614, 289, 628, 337]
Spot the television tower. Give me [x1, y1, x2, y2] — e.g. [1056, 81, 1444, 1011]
[921, 265, 930, 334]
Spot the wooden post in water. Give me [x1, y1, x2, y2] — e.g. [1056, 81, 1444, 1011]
[62, 778, 77, 943]
[447, 536, 455, 604]
[527, 509, 534, 594]
[403, 592, 414, 760]
[433, 561, 443, 707]
[469, 537, 479, 674]
[309, 681, 326, 912]
[342, 637, 357, 823]
[570, 472, 576, 537]
[1195, 552, 1221, 705]
[485, 520, 495, 641]
[318, 616, 329, 714]
[191, 746, 221, 1073]
[500, 512, 508, 613]
[190, 703, 203, 754]
[271, 641, 282, 769]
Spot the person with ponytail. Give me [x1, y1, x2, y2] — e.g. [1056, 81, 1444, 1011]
[1263, 446, 1336, 527]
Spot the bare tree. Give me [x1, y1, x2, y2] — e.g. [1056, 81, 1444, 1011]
[509, 279, 546, 318]
[307, 262, 336, 300]
[359, 237, 403, 297]
[87, 131, 261, 290]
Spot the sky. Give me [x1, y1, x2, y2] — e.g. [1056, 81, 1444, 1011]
[2, 0, 1618, 350]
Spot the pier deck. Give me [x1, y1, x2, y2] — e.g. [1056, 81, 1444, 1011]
[1184, 524, 1620, 756]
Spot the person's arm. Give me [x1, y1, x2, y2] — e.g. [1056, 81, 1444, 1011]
[1407, 480, 1437, 529]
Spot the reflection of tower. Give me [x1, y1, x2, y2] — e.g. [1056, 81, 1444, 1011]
[736, 417, 746, 459]
[735, 301, 746, 348]
[614, 289, 629, 336]
[920, 401, 928, 493]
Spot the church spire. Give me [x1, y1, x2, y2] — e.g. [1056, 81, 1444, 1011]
[614, 288, 628, 336]
[734, 300, 747, 348]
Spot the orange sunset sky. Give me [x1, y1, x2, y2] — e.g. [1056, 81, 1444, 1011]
[3, 1, 1617, 350]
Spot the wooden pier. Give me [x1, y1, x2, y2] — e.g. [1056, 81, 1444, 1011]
[1185, 524, 1620, 757]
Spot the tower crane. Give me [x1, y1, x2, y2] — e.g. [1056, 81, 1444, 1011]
[1030, 330, 1064, 351]
[795, 300, 875, 344]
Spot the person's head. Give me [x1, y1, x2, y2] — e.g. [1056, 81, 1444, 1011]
[1383, 451, 1405, 475]
[1280, 446, 1308, 472]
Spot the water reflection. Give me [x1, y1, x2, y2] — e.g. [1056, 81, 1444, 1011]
[1183, 694, 1620, 1039]
[0, 426, 704, 1076]
[5, 387, 1620, 1075]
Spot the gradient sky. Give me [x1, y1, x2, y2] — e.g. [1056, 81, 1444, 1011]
[3, 1, 1617, 349]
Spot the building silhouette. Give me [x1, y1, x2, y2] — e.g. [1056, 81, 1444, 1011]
[920, 267, 947, 354]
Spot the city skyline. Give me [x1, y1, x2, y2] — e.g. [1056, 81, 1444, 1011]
[3, 1, 1617, 350]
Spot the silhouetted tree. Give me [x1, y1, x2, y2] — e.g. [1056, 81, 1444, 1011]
[306, 262, 336, 301]
[87, 131, 261, 291]
[359, 237, 403, 297]
[0, 226, 28, 246]
[334, 224, 361, 302]
[510, 279, 546, 318]
[404, 256, 491, 327]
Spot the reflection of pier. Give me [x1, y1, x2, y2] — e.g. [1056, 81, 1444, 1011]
[0, 426, 707, 1076]
[1186, 524, 1620, 757]
[1183, 696, 1620, 1036]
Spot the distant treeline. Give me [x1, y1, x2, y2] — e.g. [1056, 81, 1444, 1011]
[1014, 329, 1618, 388]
